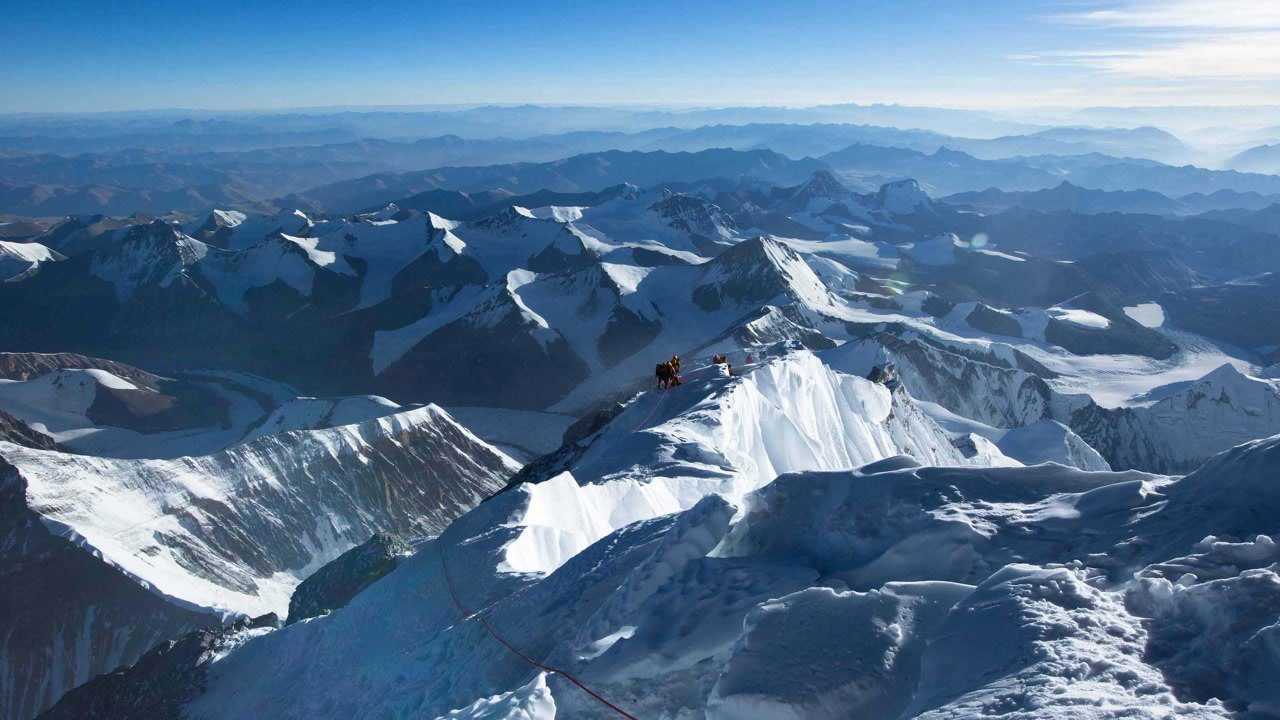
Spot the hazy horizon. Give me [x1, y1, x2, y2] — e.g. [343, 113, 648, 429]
[6, 0, 1280, 114]
[8, 99, 1280, 118]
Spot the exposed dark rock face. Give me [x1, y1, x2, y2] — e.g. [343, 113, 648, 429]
[1077, 250, 1200, 304]
[1, 404, 517, 719]
[287, 534, 410, 625]
[598, 306, 663, 369]
[0, 459, 220, 720]
[965, 303, 1022, 338]
[920, 294, 955, 318]
[1161, 272, 1280, 360]
[507, 400, 628, 488]
[1042, 293, 1176, 360]
[1044, 315, 1176, 360]
[1069, 404, 1165, 473]
[911, 248, 1092, 308]
[849, 329, 1068, 428]
[378, 297, 590, 410]
[691, 236, 816, 311]
[35, 614, 281, 720]
[0, 409, 61, 450]
[0, 352, 162, 386]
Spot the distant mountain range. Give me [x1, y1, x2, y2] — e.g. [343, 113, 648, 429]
[279, 148, 826, 213]
[942, 181, 1280, 216]
[1228, 143, 1280, 175]
[819, 145, 1280, 197]
[0, 103, 1043, 154]
[0, 120, 1238, 217]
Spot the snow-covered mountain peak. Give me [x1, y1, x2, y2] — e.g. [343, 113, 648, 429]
[790, 169, 851, 202]
[877, 177, 933, 215]
[89, 221, 210, 301]
[167, 395, 1280, 720]
[501, 348, 972, 574]
[425, 210, 461, 231]
[692, 235, 830, 311]
[1, 397, 521, 719]
[356, 203, 404, 223]
[0, 240, 64, 281]
[0, 367, 137, 422]
[474, 204, 541, 231]
[1197, 361, 1269, 389]
[210, 209, 247, 229]
[1152, 362, 1278, 416]
[648, 191, 738, 241]
[430, 206, 598, 281]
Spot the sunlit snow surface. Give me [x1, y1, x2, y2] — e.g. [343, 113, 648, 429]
[1124, 302, 1166, 328]
[4, 404, 518, 618]
[14, 186, 1280, 718]
[185, 352, 1280, 719]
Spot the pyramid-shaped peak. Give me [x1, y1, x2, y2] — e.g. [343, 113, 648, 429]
[694, 236, 829, 311]
[1197, 362, 1259, 389]
[794, 169, 850, 199]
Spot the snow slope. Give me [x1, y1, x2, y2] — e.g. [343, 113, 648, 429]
[0, 404, 518, 719]
[1072, 363, 1280, 472]
[996, 419, 1111, 471]
[237, 395, 402, 444]
[506, 350, 971, 573]
[182, 419, 1280, 720]
[0, 240, 64, 280]
[5, 404, 516, 617]
[0, 366, 404, 460]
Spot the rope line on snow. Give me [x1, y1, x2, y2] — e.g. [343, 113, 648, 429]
[437, 548, 640, 719]
[633, 383, 671, 432]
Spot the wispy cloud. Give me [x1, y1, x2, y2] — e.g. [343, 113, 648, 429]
[1019, 0, 1280, 85]
[1052, 0, 1280, 30]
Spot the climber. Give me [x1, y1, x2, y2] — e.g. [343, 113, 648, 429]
[712, 353, 732, 376]
[867, 363, 900, 390]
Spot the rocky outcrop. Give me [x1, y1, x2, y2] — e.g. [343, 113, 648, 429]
[0, 409, 60, 450]
[1, 404, 518, 718]
[35, 614, 281, 720]
[287, 534, 410, 625]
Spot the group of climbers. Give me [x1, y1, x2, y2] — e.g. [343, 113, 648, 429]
[656, 352, 742, 389]
[655, 355, 682, 389]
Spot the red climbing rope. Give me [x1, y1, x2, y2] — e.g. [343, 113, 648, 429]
[437, 548, 640, 720]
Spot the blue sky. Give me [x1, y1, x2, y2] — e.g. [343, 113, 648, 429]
[4, 0, 1279, 112]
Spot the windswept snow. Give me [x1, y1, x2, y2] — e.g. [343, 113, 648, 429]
[184, 410, 1280, 720]
[439, 673, 556, 719]
[0, 240, 64, 280]
[4, 404, 517, 618]
[237, 395, 402, 444]
[1047, 306, 1111, 330]
[498, 351, 971, 575]
[12, 173, 1280, 720]
[996, 419, 1111, 471]
[1124, 302, 1166, 328]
